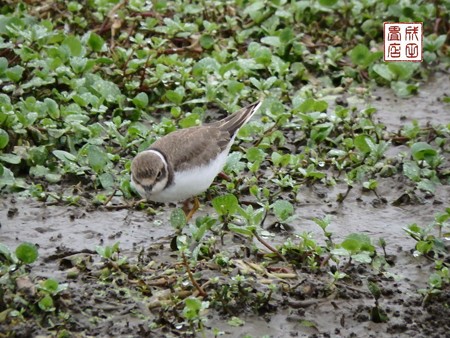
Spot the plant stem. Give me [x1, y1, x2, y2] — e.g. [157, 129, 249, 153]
[253, 231, 287, 264]
[182, 252, 207, 297]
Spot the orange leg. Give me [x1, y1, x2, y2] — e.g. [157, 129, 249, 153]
[183, 197, 200, 222]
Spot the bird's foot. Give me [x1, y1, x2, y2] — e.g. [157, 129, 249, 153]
[183, 197, 200, 222]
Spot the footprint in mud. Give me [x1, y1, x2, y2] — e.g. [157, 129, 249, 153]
[81, 230, 102, 239]
[34, 227, 57, 234]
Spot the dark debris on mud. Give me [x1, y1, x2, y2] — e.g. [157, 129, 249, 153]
[1, 198, 450, 338]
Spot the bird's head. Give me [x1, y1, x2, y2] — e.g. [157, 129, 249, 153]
[130, 150, 168, 199]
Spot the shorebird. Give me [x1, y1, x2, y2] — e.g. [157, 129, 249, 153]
[131, 101, 262, 219]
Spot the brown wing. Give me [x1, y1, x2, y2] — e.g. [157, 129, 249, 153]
[149, 101, 261, 172]
[150, 126, 231, 172]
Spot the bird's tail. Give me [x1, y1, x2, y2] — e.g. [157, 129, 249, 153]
[220, 100, 262, 135]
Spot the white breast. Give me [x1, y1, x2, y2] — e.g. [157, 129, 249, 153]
[148, 149, 230, 203]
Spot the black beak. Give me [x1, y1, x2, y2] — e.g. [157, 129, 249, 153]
[144, 185, 153, 194]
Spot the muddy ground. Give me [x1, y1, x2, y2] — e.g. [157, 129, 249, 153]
[1, 73, 449, 337]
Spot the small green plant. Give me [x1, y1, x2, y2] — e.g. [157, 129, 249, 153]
[14, 242, 39, 265]
[95, 242, 129, 278]
[271, 200, 296, 225]
[331, 233, 376, 268]
[0, 242, 69, 325]
[328, 270, 348, 286]
[419, 261, 450, 306]
[95, 241, 121, 260]
[280, 233, 324, 272]
[405, 209, 450, 304]
[404, 221, 448, 260]
[182, 297, 210, 335]
[368, 281, 388, 323]
[313, 215, 333, 246]
[37, 278, 68, 312]
[212, 193, 240, 226]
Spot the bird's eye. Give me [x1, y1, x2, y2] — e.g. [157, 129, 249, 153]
[156, 171, 162, 179]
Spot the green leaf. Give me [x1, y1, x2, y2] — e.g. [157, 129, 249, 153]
[227, 316, 245, 327]
[224, 152, 245, 173]
[391, 81, 418, 97]
[228, 223, 255, 237]
[0, 128, 9, 149]
[212, 194, 239, 216]
[363, 179, 378, 190]
[298, 98, 328, 113]
[243, 1, 265, 20]
[270, 152, 282, 166]
[103, 245, 113, 258]
[38, 294, 55, 312]
[352, 252, 372, 263]
[165, 88, 184, 104]
[192, 57, 220, 77]
[388, 63, 418, 81]
[0, 243, 16, 264]
[279, 27, 294, 43]
[226, 80, 244, 96]
[0, 57, 7, 74]
[132, 92, 148, 109]
[368, 281, 381, 299]
[373, 64, 393, 81]
[426, 35, 446, 51]
[87, 32, 105, 52]
[319, 0, 338, 6]
[95, 243, 119, 259]
[248, 42, 272, 65]
[199, 35, 214, 49]
[179, 113, 200, 128]
[44, 98, 60, 119]
[246, 147, 265, 163]
[340, 233, 374, 255]
[410, 142, 437, 163]
[299, 320, 318, 329]
[354, 134, 373, 154]
[0, 167, 17, 188]
[403, 160, 420, 181]
[53, 150, 77, 162]
[435, 211, 450, 224]
[261, 36, 281, 48]
[28, 146, 49, 165]
[183, 297, 202, 320]
[170, 208, 187, 230]
[272, 200, 294, 222]
[90, 77, 122, 103]
[341, 238, 360, 254]
[86, 145, 108, 173]
[70, 56, 88, 73]
[311, 122, 333, 143]
[417, 179, 436, 194]
[63, 35, 83, 56]
[99, 172, 114, 189]
[0, 153, 21, 164]
[428, 272, 442, 289]
[15, 242, 38, 264]
[5, 65, 24, 82]
[416, 240, 433, 254]
[350, 44, 369, 66]
[40, 278, 59, 293]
